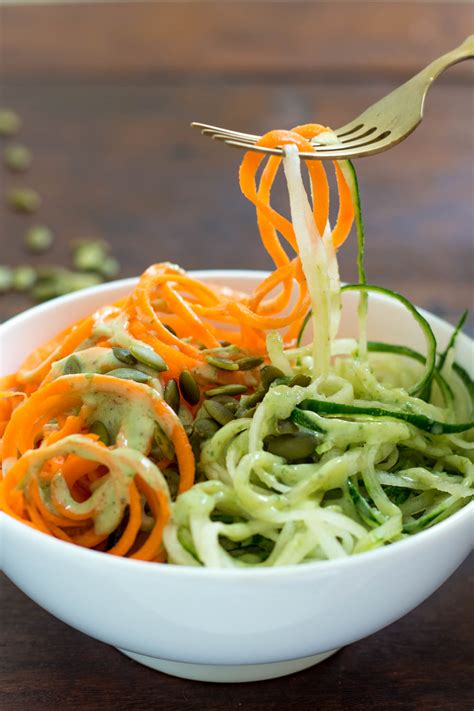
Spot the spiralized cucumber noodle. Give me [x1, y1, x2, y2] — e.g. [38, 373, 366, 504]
[163, 143, 473, 567]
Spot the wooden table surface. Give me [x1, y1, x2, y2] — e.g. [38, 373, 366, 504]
[0, 3, 473, 709]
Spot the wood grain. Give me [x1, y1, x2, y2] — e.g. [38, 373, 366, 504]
[1, 1, 473, 81]
[0, 3, 473, 710]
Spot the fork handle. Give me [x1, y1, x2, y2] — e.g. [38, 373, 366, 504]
[417, 35, 474, 84]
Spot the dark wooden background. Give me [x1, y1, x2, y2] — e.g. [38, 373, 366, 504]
[0, 2, 473, 709]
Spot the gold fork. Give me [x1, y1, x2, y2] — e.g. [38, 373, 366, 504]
[192, 36, 473, 161]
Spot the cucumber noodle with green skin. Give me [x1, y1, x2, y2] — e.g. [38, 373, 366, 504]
[162, 145, 473, 568]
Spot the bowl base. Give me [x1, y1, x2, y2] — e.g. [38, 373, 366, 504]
[117, 647, 341, 682]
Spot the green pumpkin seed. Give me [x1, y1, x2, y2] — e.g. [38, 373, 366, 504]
[112, 347, 137, 365]
[25, 225, 54, 252]
[153, 424, 175, 460]
[129, 343, 167, 372]
[203, 399, 235, 426]
[235, 405, 256, 419]
[288, 373, 312, 388]
[210, 394, 239, 413]
[99, 256, 120, 279]
[206, 355, 239, 371]
[189, 431, 203, 460]
[264, 432, 318, 461]
[4, 143, 32, 172]
[277, 419, 299, 434]
[7, 188, 41, 214]
[64, 355, 82, 375]
[0, 109, 20, 136]
[244, 389, 265, 408]
[164, 379, 180, 413]
[205, 384, 247, 398]
[90, 421, 110, 445]
[193, 417, 220, 439]
[72, 239, 109, 272]
[107, 367, 150, 383]
[179, 370, 201, 405]
[163, 467, 179, 499]
[0, 265, 13, 293]
[12, 265, 37, 292]
[260, 365, 285, 391]
[237, 356, 264, 371]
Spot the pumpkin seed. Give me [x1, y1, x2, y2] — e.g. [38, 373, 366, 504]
[99, 256, 120, 279]
[90, 420, 110, 446]
[189, 431, 203, 460]
[64, 355, 81, 375]
[288, 373, 312, 388]
[0, 265, 13, 293]
[163, 467, 179, 499]
[107, 367, 150, 383]
[113, 347, 137, 366]
[264, 432, 318, 461]
[0, 110, 20, 136]
[129, 343, 167, 372]
[153, 424, 175, 460]
[206, 355, 239, 371]
[25, 225, 54, 252]
[277, 419, 299, 434]
[210, 394, 239, 413]
[205, 384, 247, 398]
[193, 417, 220, 439]
[4, 143, 32, 172]
[7, 188, 41, 214]
[179, 370, 201, 405]
[260, 365, 285, 391]
[164, 379, 180, 413]
[236, 405, 256, 419]
[237, 356, 264, 371]
[203, 399, 235, 426]
[12, 265, 37, 292]
[72, 239, 109, 272]
[244, 389, 265, 408]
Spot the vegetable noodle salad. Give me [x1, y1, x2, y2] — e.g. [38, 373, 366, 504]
[0, 124, 472, 566]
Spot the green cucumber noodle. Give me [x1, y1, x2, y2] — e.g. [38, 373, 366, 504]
[163, 146, 473, 567]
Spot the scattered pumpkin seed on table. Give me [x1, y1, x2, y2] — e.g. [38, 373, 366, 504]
[25, 225, 54, 252]
[72, 239, 109, 272]
[12, 265, 37, 291]
[0, 265, 13, 293]
[0, 109, 21, 136]
[7, 188, 41, 214]
[3, 143, 32, 172]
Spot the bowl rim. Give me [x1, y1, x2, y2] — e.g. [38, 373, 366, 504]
[1, 270, 473, 579]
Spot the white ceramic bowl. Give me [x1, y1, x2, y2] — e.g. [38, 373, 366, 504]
[0, 271, 472, 683]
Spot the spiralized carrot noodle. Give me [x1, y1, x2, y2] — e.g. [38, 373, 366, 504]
[0, 124, 354, 561]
